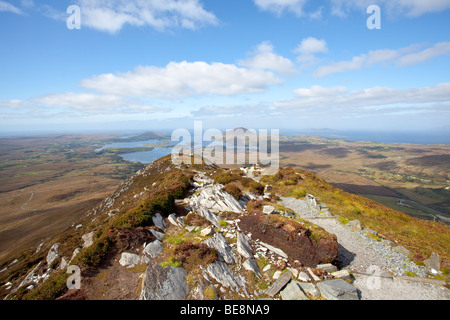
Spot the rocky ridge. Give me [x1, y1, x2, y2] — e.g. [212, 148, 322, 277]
[1, 156, 448, 300]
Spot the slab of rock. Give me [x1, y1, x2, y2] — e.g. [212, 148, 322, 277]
[424, 252, 440, 272]
[152, 212, 167, 232]
[149, 229, 165, 240]
[140, 264, 188, 300]
[262, 205, 275, 215]
[347, 220, 361, 231]
[280, 281, 308, 300]
[317, 279, 360, 300]
[204, 233, 236, 264]
[259, 241, 288, 259]
[189, 184, 244, 213]
[393, 245, 410, 257]
[237, 232, 254, 259]
[297, 271, 310, 282]
[197, 207, 220, 228]
[200, 226, 215, 237]
[168, 214, 182, 228]
[265, 270, 293, 297]
[119, 252, 149, 268]
[243, 259, 262, 278]
[317, 263, 338, 273]
[297, 282, 320, 297]
[81, 232, 95, 249]
[207, 261, 246, 292]
[331, 269, 351, 280]
[144, 240, 163, 259]
[46, 243, 59, 266]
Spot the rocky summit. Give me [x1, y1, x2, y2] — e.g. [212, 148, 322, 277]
[1, 155, 448, 301]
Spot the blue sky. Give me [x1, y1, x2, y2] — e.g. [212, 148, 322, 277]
[0, 0, 449, 134]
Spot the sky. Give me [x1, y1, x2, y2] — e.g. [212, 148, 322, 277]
[0, 0, 449, 135]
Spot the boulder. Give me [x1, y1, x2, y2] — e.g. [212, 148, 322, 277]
[236, 232, 254, 259]
[144, 240, 163, 259]
[149, 229, 165, 241]
[204, 233, 236, 264]
[152, 212, 166, 232]
[331, 269, 351, 280]
[317, 279, 360, 300]
[280, 281, 308, 300]
[297, 271, 310, 282]
[140, 264, 188, 300]
[197, 207, 220, 228]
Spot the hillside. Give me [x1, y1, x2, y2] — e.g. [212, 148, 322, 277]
[0, 155, 448, 300]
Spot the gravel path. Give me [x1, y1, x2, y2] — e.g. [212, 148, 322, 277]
[280, 197, 449, 300]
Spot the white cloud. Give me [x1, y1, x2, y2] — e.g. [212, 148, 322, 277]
[275, 83, 450, 113]
[314, 42, 450, 77]
[330, 0, 450, 17]
[239, 41, 296, 75]
[75, 0, 218, 33]
[0, 1, 23, 14]
[294, 37, 328, 66]
[254, 0, 306, 16]
[80, 61, 281, 98]
[33, 93, 168, 115]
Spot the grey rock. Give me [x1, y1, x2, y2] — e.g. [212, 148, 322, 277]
[168, 213, 182, 228]
[207, 261, 246, 292]
[237, 232, 254, 259]
[262, 205, 275, 215]
[243, 259, 262, 278]
[119, 252, 148, 268]
[331, 269, 351, 280]
[297, 271, 310, 282]
[144, 240, 163, 258]
[205, 233, 236, 264]
[152, 212, 167, 232]
[265, 270, 293, 297]
[259, 241, 288, 259]
[46, 243, 59, 266]
[140, 264, 188, 300]
[297, 282, 320, 297]
[363, 227, 379, 237]
[317, 279, 360, 300]
[197, 207, 220, 228]
[185, 225, 196, 232]
[424, 252, 440, 272]
[189, 184, 244, 213]
[200, 226, 215, 237]
[149, 229, 165, 240]
[280, 281, 308, 300]
[317, 263, 338, 273]
[81, 231, 95, 249]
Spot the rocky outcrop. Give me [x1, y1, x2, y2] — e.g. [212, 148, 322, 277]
[189, 184, 244, 213]
[140, 264, 188, 300]
[204, 233, 236, 264]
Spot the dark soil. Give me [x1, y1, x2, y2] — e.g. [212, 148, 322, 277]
[239, 213, 338, 267]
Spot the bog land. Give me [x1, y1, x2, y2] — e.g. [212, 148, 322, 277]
[279, 136, 450, 224]
[0, 133, 170, 265]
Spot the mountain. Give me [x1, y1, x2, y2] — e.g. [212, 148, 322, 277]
[1, 155, 448, 300]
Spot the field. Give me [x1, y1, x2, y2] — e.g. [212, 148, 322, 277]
[279, 136, 450, 224]
[0, 133, 150, 266]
